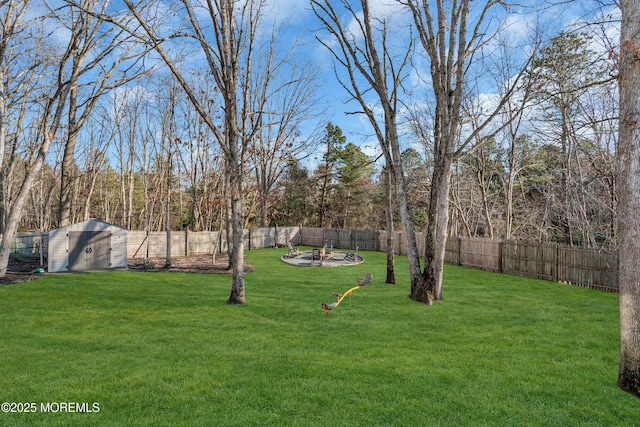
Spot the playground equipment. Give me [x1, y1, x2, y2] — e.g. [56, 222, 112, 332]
[322, 273, 373, 314]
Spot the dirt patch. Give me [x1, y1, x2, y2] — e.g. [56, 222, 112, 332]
[128, 253, 255, 274]
[0, 253, 252, 285]
[0, 257, 46, 285]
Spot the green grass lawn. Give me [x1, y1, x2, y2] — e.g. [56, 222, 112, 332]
[0, 248, 638, 426]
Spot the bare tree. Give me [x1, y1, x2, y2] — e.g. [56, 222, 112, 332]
[575, 84, 619, 248]
[0, 0, 32, 234]
[79, 111, 113, 221]
[311, 0, 415, 287]
[0, 0, 27, 167]
[0, 8, 72, 276]
[111, 85, 146, 230]
[175, 72, 222, 232]
[54, 0, 149, 227]
[154, 80, 183, 267]
[529, 31, 613, 247]
[246, 49, 320, 227]
[120, 0, 309, 304]
[618, 0, 640, 399]
[402, 0, 535, 302]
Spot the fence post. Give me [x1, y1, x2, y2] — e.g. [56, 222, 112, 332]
[498, 240, 503, 273]
[554, 244, 559, 283]
[274, 225, 278, 248]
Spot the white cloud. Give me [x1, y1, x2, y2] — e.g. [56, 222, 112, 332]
[344, 0, 410, 41]
[573, 6, 621, 58]
[346, 11, 365, 40]
[263, 0, 311, 23]
[502, 14, 534, 42]
[367, 0, 406, 19]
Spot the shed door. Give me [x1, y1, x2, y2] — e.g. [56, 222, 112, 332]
[68, 231, 111, 271]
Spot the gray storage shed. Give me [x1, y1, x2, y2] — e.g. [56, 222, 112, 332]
[48, 219, 128, 273]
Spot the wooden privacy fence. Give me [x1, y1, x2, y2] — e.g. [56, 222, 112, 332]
[298, 227, 380, 251]
[298, 229, 618, 291]
[127, 226, 300, 258]
[449, 238, 618, 292]
[9, 226, 618, 291]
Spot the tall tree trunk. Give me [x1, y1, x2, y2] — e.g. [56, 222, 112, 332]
[560, 106, 572, 245]
[0, 166, 43, 275]
[0, 43, 7, 235]
[384, 167, 396, 284]
[127, 160, 135, 230]
[165, 170, 172, 268]
[319, 162, 330, 227]
[59, 79, 79, 227]
[416, 152, 453, 303]
[0, 85, 6, 235]
[505, 141, 517, 240]
[389, 125, 423, 293]
[476, 166, 494, 238]
[618, 0, 640, 398]
[0, 0, 31, 237]
[226, 71, 245, 304]
[0, 118, 58, 276]
[83, 166, 101, 220]
[119, 143, 127, 227]
[224, 166, 233, 267]
[227, 148, 246, 304]
[260, 186, 269, 227]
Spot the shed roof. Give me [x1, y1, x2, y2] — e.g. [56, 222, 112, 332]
[50, 218, 127, 233]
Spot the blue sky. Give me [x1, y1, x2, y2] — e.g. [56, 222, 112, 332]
[23, 0, 620, 169]
[262, 0, 619, 163]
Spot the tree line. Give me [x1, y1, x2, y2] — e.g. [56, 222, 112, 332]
[1, 0, 639, 397]
[0, 1, 621, 278]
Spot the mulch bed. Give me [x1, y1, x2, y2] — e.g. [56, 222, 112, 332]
[1, 258, 46, 285]
[129, 253, 255, 274]
[127, 254, 255, 274]
[1, 254, 253, 285]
